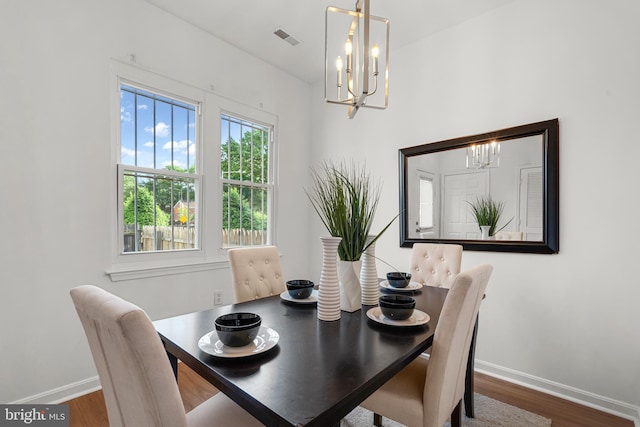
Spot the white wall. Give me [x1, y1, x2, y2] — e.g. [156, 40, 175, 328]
[0, 0, 311, 403]
[311, 0, 640, 420]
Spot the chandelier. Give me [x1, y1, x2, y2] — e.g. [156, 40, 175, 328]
[325, 0, 389, 119]
[466, 141, 500, 169]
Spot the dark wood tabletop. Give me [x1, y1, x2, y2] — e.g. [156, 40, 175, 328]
[153, 286, 448, 427]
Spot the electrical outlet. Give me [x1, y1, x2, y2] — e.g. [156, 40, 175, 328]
[214, 290, 223, 306]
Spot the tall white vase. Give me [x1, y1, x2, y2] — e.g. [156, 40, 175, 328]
[360, 235, 379, 306]
[338, 260, 362, 312]
[480, 225, 491, 240]
[318, 236, 342, 321]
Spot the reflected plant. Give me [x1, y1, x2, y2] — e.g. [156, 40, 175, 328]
[467, 196, 513, 237]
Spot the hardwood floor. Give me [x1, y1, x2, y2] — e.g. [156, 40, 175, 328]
[474, 372, 633, 427]
[64, 364, 634, 427]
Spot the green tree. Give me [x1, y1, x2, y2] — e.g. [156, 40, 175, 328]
[221, 129, 268, 184]
[221, 127, 269, 228]
[140, 166, 196, 214]
[223, 186, 266, 230]
[123, 186, 170, 226]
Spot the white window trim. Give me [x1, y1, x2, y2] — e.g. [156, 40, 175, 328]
[109, 60, 207, 279]
[201, 94, 279, 257]
[107, 60, 279, 281]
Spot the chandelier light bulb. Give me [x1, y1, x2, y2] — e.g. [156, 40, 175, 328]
[371, 44, 379, 75]
[344, 39, 352, 55]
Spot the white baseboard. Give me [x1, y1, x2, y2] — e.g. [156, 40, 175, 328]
[11, 376, 101, 405]
[476, 360, 640, 425]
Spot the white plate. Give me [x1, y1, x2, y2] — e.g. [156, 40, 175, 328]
[279, 289, 318, 304]
[379, 280, 423, 292]
[198, 326, 279, 358]
[366, 307, 430, 327]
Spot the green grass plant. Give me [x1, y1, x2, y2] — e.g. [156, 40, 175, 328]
[307, 161, 396, 261]
[467, 196, 513, 237]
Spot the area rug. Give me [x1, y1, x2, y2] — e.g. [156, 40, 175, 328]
[341, 393, 551, 427]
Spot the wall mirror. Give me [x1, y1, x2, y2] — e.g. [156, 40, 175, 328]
[399, 119, 559, 253]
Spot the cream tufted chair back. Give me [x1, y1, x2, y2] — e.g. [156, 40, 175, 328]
[70, 285, 263, 427]
[409, 243, 463, 288]
[362, 264, 493, 427]
[494, 231, 523, 240]
[228, 246, 286, 303]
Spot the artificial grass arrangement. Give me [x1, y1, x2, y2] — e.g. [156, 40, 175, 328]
[467, 195, 512, 237]
[307, 161, 396, 261]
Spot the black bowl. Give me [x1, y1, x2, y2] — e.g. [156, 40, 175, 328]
[286, 279, 315, 299]
[379, 295, 416, 321]
[214, 313, 262, 347]
[386, 272, 412, 288]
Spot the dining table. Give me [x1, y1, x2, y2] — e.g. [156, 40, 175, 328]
[153, 284, 449, 427]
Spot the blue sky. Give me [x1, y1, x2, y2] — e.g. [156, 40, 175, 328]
[120, 86, 196, 171]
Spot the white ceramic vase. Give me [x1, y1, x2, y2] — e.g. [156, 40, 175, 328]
[480, 225, 491, 240]
[359, 235, 379, 306]
[338, 259, 362, 312]
[318, 236, 342, 321]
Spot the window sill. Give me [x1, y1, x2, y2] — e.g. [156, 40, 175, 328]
[107, 260, 228, 282]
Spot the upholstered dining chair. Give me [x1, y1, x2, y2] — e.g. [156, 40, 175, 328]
[410, 242, 482, 416]
[70, 285, 263, 427]
[494, 230, 524, 240]
[228, 245, 286, 303]
[363, 264, 493, 427]
[409, 243, 463, 288]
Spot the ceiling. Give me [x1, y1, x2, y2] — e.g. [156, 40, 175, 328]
[143, 0, 515, 84]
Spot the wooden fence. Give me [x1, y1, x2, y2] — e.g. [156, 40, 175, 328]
[222, 229, 267, 247]
[124, 225, 266, 251]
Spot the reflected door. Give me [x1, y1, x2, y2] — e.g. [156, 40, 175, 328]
[442, 171, 488, 239]
[519, 167, 543, 240]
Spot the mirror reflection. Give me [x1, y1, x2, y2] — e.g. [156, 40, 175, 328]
[399, 119, 559, 254]
[406, 134, 543, 241]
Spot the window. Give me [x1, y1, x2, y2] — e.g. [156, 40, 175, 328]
[220, 114, 273, 248]
[418, 175, 434, 230]
[119, 84, 201, 254]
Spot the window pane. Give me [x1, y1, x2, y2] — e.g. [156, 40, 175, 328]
[220, 114, 271, 248]
[119, 84, 199, 254]
[154, 99, 171, 169]
[222, 183, 267, 247]
[121, 90, 136, 166]
[419, 178, 434, 229]
[122, 169, 197, 252]
[136, 95, 155, 169]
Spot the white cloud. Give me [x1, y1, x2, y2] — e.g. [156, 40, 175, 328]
[144, 122, 170, 137]
[143, 141, 154, 148]
[162, 139, 191, 152]
[121, 147, 137, 159]
[137, 104, 148, 110]
[121, 107, 132, 123]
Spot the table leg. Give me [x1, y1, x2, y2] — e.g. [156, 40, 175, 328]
[162, 342, 178, 381]
[464, 315, 479, 418]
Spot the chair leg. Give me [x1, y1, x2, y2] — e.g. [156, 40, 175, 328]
[450, 400, 463, 427]
[464, 314, 479, 418]
[373, 412, 382, 427]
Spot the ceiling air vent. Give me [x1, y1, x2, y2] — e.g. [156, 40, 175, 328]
[274, 27, 301, 46]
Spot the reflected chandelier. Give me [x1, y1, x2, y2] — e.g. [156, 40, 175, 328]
[324, 0, 389, 119]
[466, 141, 500, 169]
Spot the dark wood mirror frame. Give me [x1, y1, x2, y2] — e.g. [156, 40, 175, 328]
[399, 118, 559, 254]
